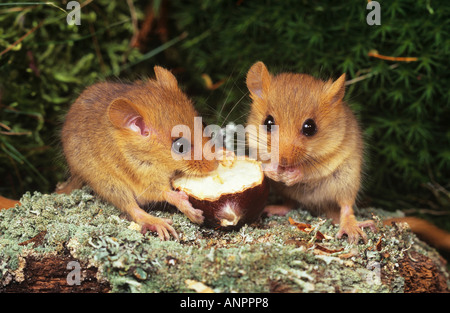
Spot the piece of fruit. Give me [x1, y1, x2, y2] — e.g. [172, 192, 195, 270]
[172, 158, 269, 229]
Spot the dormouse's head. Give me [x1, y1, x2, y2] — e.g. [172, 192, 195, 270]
[107, 66, 218, 178]
[246, 61, 349, 176]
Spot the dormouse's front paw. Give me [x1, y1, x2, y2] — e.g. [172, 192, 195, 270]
[277, 167, 303, 186]
[164, 190, 205, 225]
[262, 163, 302, 186]
[128, 205, 178, 240]
[183, 204, 205, 225]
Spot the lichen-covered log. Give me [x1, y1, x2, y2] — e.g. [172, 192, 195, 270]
[1, 254, 110, 293]
[0, 188, 448, 293]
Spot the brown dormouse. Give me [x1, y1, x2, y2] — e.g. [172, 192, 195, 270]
[60, 66, 218, 240]
[246, 61, 376, 244]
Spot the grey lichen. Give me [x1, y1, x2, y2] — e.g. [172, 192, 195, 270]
[0, 187, 448, 292]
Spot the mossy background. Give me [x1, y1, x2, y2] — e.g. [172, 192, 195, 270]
[0, 1, 449, 251]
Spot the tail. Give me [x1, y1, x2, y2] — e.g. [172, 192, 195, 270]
[384, 217, 450, 251]
[0, 195, 21, 210]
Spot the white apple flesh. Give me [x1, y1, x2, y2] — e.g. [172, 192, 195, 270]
[172, 158, 269, 229]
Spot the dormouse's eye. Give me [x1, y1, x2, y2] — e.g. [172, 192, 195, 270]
[172, 137, 191, 155]
[263, 115, 275, 132]
[301, 119, 317, 137]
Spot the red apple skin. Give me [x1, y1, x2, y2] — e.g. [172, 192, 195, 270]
[186, 177, 269, 230]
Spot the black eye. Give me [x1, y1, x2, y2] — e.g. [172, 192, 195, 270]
[301, 119, 317, 137]
[172, 137, 191, 155]
[263, 115, 275, 132]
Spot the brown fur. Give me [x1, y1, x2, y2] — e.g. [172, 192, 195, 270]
[60, 66, 217, 240]
[246, 62, 373, 243]
[246, 62, 450, 249]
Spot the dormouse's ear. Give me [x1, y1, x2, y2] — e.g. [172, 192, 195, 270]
[325, 73, 346, 104]
[154, 66, 179, 89]
[246, 61, 271, 99]
[108, 98, 150, 136]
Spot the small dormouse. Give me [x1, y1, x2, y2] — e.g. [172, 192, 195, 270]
[245, 61, 376, 244]
[59, 66, 219, 240]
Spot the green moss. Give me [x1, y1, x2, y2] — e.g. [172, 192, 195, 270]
[0, 188, 448, 292]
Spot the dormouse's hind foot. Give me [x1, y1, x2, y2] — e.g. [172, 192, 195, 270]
[140, 215, 178, 241]
[336, 205, 377, 244]
[55, 176, 84, 194]
[129, 204, 178, 240]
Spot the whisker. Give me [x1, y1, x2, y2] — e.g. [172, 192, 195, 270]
[214, 66, 246, 124]
[217, 82, 235, 122]
[221, 91, 249, 127]
[233, 110, 251, 123]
